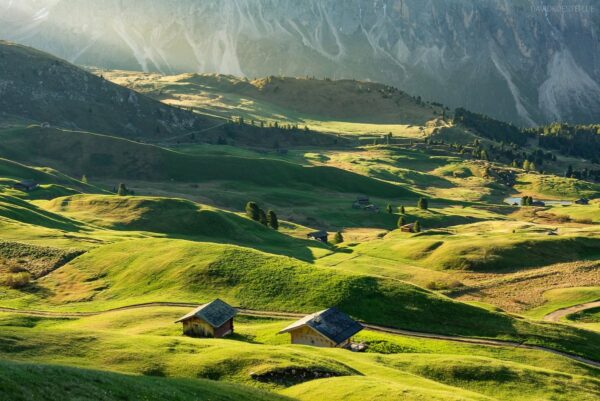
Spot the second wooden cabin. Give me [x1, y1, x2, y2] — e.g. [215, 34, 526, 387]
[278, 307, 363, 348]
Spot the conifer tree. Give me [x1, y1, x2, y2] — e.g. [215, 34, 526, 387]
[245, 202, 260, 221]
[259, 209, 268, 226]
[413, 221, 421, 233]
[117, 183, 127, 196]
[267, 210, 279, 230]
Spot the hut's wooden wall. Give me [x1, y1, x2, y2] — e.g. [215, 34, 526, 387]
[288, 326, 337, 347]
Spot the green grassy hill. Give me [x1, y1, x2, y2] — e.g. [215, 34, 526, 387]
[1, 237, 596, 361]
[39, 194, 329, 261]
[0, 359, 288, 401]
[1, 308, 599, 401]
[0, 157, 99, 195]
[355, 221, 600, 272]
[0, 126, 416, 199]
[98, 71, 444, 125]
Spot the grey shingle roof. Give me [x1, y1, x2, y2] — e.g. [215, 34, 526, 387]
[279, 307, 363, 345]
[175, 299, 237, 327]
[18, 179, 38, 187]
[307, 231, 328, 238]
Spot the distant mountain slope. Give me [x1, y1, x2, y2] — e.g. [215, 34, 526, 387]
[0, 41, 219, 138]
[2, 0, 599, 126]
[99, 71, 443, 126]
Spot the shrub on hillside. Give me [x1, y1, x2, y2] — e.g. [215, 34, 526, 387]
[3, 272, 31, 288]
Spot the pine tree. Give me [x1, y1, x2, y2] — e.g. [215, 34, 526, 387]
[386, 204, 393, 214]
[333, 231, 344, 244]
[565, 165, 573, 178]
[397, 215, 406, 228]
[413, 221, 421, 233]
[418, 197, 428, 210]
[245, 202, 260, 221]
[117, 183, 127, 196]
[267, 210, 279, 230]
[81, 175, 88, 184]
[259, 209, 268, 226]
[523, 160, 531, 171]
[399, 205, 405, 214]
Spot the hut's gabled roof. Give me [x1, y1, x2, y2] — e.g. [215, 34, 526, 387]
[18, 179, 38, 187]
[279, 307, 363, 345]
[307, 230, 328, 238]
[175, 299, 237, 327]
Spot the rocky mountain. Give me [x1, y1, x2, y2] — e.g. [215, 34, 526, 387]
[1, 0, 599, 126]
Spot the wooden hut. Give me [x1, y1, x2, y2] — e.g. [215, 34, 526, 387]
[353, 195, 371, 209]
[175, 299, 237, 338]
[307, 230, 328, 243]
[12, 179, 39, 192]
[279, 307, 363, 348]
[400, 223, 415, 233]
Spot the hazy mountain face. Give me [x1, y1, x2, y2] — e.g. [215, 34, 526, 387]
[1, 0, 599, 126]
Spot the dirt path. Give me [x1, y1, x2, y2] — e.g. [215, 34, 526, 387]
[1, 302, 600, 369]
[544, 301, 600, 323]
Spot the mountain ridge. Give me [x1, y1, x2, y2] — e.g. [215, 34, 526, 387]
[2, 0, 599, 126]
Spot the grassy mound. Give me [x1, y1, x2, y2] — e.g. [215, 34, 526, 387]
[0, 157, 97, 195]
[0, 359, 288, 401]
[0, 193, 84, 232]
[358, 221, 600, 272]
[0, 127, 416, 198]
[40, 194, 328, 261]
[514, 173, 600, 200]
[10, 238, 598, 360]
[281, 376, 485, 401]
[383, 354, 600, 401]
[548, 203, 600, 224]
[526, 287, 600, 319]
[567, 307, 600, 324]
[44, 195, 270, 238]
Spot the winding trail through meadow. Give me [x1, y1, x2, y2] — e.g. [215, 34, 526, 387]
[543, 301, 600, 323]
[1, 302, 600, 369]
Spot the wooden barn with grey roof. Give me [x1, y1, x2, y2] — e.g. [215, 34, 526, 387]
[279, 307, 363, 348]
[175, 299, 237, 338]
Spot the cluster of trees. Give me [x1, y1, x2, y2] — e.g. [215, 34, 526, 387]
[520, 196, 535, 206]
[233, 116, 310, 133]
[427, 137, 556, 174]
[564, 165, 600, 182]
[527, 123, 600, 162]
[385, 199, 427, 233]
[245, 202, 279, 230]
[454, 108, 526, 146]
